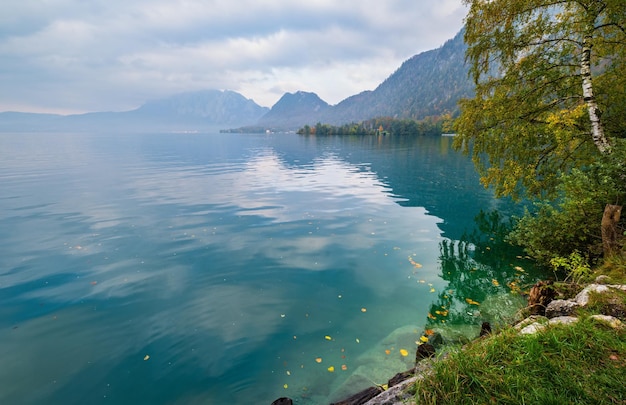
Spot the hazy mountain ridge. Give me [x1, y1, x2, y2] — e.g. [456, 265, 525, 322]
[0, 30, 471, 132]
[251, 29, 470, 130]
[0, 90, 269, 132]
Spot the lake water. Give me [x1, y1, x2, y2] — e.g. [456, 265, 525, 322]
[0, 132, 542, 404]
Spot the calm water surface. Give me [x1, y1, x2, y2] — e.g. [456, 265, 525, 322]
[0, 132, 541, 404]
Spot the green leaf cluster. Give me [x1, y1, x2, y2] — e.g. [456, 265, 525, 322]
[455, 0, 626, 267]
[508, 140, 626, 264]
[455, 0, 626, 199]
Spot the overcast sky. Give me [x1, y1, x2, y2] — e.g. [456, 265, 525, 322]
[0, 1, 467, 114]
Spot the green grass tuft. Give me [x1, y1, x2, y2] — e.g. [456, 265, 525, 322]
[413, 317, 626, 404]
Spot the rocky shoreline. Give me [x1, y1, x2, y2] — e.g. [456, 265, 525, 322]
[271, 277, 626, 405]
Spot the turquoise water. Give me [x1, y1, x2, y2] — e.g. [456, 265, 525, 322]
[0, 132, 541, 404]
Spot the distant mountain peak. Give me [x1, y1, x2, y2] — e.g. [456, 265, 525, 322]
[256, 91, 330, 129]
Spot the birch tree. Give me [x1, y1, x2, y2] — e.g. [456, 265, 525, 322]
[454, 0, 626, 199]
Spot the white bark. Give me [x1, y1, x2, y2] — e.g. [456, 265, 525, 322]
[581, 34, 611, 154]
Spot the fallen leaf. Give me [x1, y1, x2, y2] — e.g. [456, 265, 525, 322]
[420, 336, 429, 343]
[356, 338, 360, 343]
[399, 349, 409, 357]
[425, 329, 435, 336]
[286, 371, 291, 376]
[315, 358, 322, 363]
[90, 281, 98, 285]
[427, 313, 436, 320]
[325, 335, 332, 340]
[492, 279, 500, 286]
[429, 288, 436, 293]
[143, 355, 150, 361]
[361, 307, 367, 313]
[284, 384, 288, 389]
[327, 366, 335, 372]
[385, 349, 391, 355]
[341, 364, 348, 371]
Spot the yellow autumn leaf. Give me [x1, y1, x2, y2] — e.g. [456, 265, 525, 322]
[420, 336, 429, 343]
[327, 366, 335, 372]
[492, 279, 500, 286]
[427, 313, 436, 320]
[325, 335, 332, 340]
[399, 349, 409, 357]
[385, 349, 391, 355]
[283, 384, 288, 389]
[429, 288, 435, 293]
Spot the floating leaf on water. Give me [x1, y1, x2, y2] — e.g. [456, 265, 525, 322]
[90, 281, 97, 285]
[327, 366, 335, 372]
[325, 335, 332, 341]
[315, 358, 322, 363]
[429, 288, 435, 293]
[361, 307, 367, 313]
[399, 349, 409, 357]
[143, 355, 150, 361]
[341, 364, 348, 371]
[385, 349, 391, 355]
[283, 384, 288, 389]
[280, 314, 286, 318]
[420, 336, 429, 343]
[356, 338, 360, 343]
[419, 280, 425, 283]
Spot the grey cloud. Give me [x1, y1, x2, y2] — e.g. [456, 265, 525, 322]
[0, 0, 467, 113]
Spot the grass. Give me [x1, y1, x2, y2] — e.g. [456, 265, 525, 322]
[412, 317, 626, 404]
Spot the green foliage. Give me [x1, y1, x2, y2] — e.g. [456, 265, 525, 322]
[550, 251, 592, 283]
[413, 318, 626, 404]
[296, 116, 446, 136]
[454, 0, 626, 199]
[508, 140, 626, 265]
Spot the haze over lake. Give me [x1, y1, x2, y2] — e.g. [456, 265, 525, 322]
[0, 132, 540, 404]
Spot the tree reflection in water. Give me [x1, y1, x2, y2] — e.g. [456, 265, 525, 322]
[424, 210, 544, 335]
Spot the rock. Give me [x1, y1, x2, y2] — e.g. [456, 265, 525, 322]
[428, 332, 444, 347]
[575, 284, 610, 306]
[548, 316, 579, 326]
[415, 343, 435, 363]
[514, 315, 547, 330]
[590, 314, 624, 329]
[528, 280, 556, 315]
[331, 386, 384, 405]
[595, 275, 612, 284]
[387, 370, 414, 388]
[363, 376, 418, 405]
[519, 322, 547, 335]
[271, 398, 293, 405]
[545, 299, 580, 318]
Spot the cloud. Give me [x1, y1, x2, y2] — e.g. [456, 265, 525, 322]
[0, 0, 467, 113]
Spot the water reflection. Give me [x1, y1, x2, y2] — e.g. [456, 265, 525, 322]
[0, 133, 543, 405]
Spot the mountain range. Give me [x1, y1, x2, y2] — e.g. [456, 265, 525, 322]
[0, 30, 471, 133]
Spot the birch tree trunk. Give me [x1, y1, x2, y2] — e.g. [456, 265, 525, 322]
[581, 33, 611, 154]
